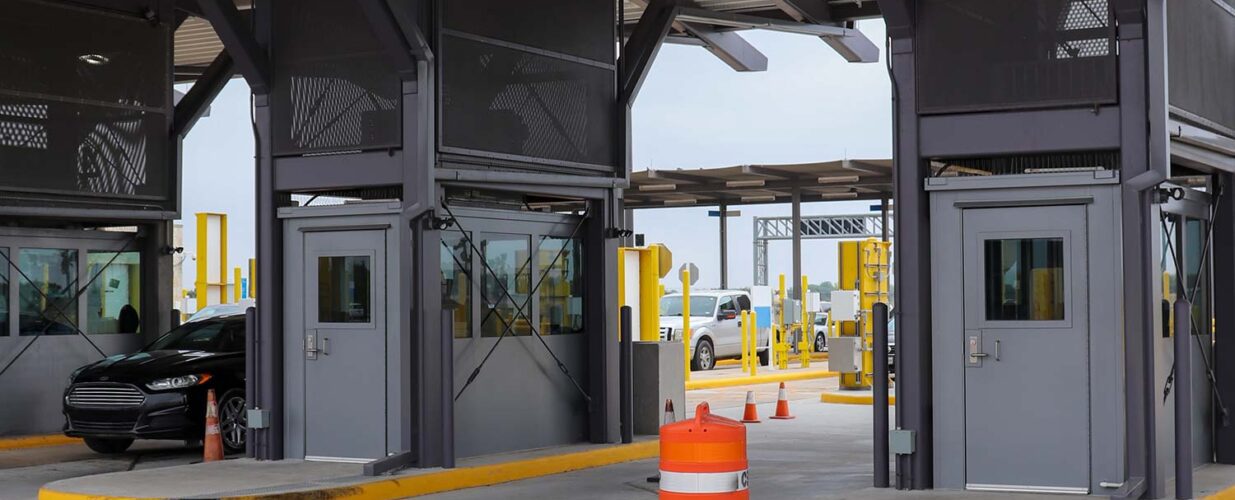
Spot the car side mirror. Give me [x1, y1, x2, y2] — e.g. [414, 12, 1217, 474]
[719, 309, 737, 320]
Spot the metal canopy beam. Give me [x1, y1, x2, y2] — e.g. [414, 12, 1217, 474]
[173, 51, 234, 137]
[675, 7, 878, 62]
[874, 0, 913, 38]
[197, 0, 269, 94]
[772, 0, 833, 23]
[682, 23, 769, 72]
[359, 0, 420, 79]
[621, 0, 679, 102]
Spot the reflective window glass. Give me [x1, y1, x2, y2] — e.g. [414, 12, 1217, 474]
[481, 235, 531, 337]
[442, 232, 472, 339]
[983, 238, 1065, 321]
[19, 248, 78, 335]
[86, 251, 140, 334]
[317, 256, 371, 323]
[538, 237, 583, 335]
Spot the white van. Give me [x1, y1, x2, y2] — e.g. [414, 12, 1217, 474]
[658, 290, 768, 370]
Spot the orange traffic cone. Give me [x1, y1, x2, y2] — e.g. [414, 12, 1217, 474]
[741, 390, 761, 423]
[204, 388, 224, 462]
[649, 399, 678, 484]
[770, 382, 796, 420]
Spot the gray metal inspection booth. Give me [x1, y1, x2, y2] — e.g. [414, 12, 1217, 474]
[183, 0, 884, 468]
[0, 0, 181, 438]
[883, 0, 1235, 497]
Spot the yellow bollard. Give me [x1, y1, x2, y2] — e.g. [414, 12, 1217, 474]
[749, 310, 758, 376]
[683, 269, 691, 382]
[736, 309, 745, 372]
[800, 275, 810, 368]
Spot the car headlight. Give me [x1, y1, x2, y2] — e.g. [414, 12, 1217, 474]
[146, 374, 211, 391]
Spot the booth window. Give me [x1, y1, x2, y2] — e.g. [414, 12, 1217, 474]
[86, 251, 140, 334]
[538, 237, 583, 335]
[19, 248, 79, 336]
[481, 235, 531, 337]
[442, 231, 472, 339]
[317, 256, 371, 323]
[983, 238, 1065, 321]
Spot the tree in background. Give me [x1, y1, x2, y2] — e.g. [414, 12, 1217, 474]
[808, 281, 836, 298]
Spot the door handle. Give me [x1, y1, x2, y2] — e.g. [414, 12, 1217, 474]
[994, 340, 1001, 361]
[322, 337, 330, 356]
[970, 352, 989, 358]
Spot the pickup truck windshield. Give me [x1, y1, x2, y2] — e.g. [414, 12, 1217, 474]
[660, 296, 718, 317]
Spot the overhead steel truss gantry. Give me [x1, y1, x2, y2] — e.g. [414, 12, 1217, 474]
[752, 212, 890, 286]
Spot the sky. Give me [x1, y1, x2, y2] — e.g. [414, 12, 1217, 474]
[178, 19, 892, 293]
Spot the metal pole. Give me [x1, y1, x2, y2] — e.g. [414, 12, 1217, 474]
[873, 302, 891, 488]
[1175, 297, 1193, 499]
[792, 188, 802, 301]
[880, 197, 889, 242]
[620, 305, 634, 444]
[442, 309, 456, 468]
[719, 202, 729, 289]
[683, 270, 691, 382]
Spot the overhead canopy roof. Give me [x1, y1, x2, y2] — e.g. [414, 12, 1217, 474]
[173, 0, 881, 78]
[625, 159, 892, 208]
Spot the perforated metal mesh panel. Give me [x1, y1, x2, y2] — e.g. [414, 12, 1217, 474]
[916, 0, 1117, 113]
[441, 35, 617, 170]
[438, 0, 617, 171]
[1168, 0, 1235, 132]
[0, 95, 167, 198]
[0, 1, 170, 202]
[272, 0, 401, 155]
[443, 0, 615, 63]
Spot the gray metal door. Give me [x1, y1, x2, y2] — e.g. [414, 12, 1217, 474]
[962, 205, 1090, 494]
[303, 229, 386, 462]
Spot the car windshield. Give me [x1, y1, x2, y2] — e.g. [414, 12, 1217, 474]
[660, 296, 718, 317]
[144, 318, 238, 352]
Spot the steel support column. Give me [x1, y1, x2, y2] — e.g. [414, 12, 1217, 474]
[791, 188, 802, 301]
[1216, 173, 1235, 464]
[1116, 1, 1161, 495]
[719, 202, 729, 289]
[887, 34, 931, 490]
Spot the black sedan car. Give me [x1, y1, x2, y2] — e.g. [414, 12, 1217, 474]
[63, 313, 247, 454]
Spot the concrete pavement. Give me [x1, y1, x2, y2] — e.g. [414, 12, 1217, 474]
[0, 440, 200, 500]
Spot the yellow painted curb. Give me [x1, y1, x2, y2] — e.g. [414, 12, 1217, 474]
[0, 434, 81, 451]
[1208, 483, 1235, 500]
[39, 440, 660, 500]
[820, 391, 896, 405]
[686, 370, 838, 390]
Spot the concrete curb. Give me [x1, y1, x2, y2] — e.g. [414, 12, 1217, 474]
[0, 434, 81, 451]
[820, 391, 896, 405]
[39, 440, 660, 500]
[687, 370, 838, 390]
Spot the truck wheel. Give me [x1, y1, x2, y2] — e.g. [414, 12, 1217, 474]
[757, 349, 769, 367]
[84, 437, 133, 454]
[691, 338, 715, 371]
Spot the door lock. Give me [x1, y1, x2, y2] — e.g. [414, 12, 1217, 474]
[967, 334, 987, 366]
[305, 333, 320, 360]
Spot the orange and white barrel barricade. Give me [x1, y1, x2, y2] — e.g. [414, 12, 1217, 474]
[659, 402, 749, 499]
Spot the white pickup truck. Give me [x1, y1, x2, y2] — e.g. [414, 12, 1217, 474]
[658, 290, 768, 371]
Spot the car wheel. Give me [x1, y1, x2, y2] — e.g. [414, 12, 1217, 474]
[757, 348, 769, 367]
[691, 338, 715, 371]
[84, 437, 133, 454]
[218, 388, 247, 453]
[815, 332, 827, 353]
